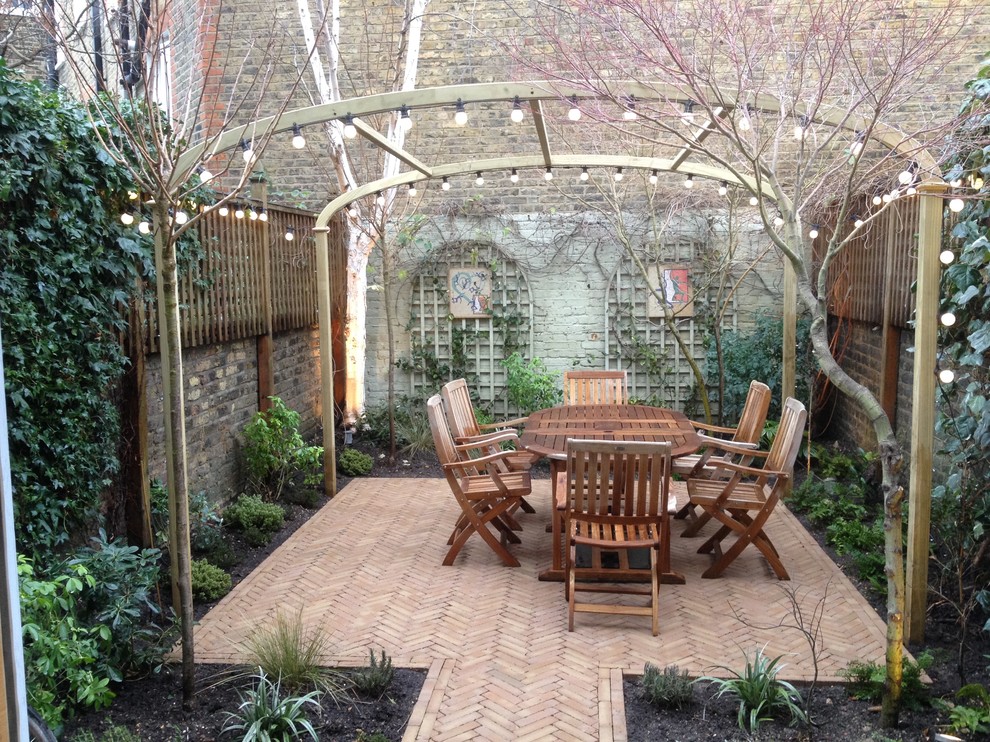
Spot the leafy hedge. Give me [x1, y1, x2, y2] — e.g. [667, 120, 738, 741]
[0, 61, 145, 558]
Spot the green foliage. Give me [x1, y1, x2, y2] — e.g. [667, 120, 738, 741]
[502, 353, 562, 414]
[243, 397, 324, 501]
[70, 726, 143, 742]
[701, 647, 806, 732]
[840, 651, 933, 710]
[706, 313, 812, 422]
[150, 482, 235, 566]
[640, 663, 694, 710]
[943, 683, 990, 735]
[190, 559, 232, 603]
[354, 732, 389, 742]
[222, 669, 321, 742]
[338, 448, 374, 476]
[358, 394, 431, 453]
[351, 649, 395, 699]
[225, 495, 285, 546]
[0, 61, 150, 558]
[243, 609, 348, 699]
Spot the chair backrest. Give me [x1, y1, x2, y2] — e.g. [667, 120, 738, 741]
[564, 439, 671, 519]
[765, 397, 808, 477]
[441, 378, 481, 439]
[734, 380, 772, 444]
[563, 370, 628, 406]
[427, 395, 458, 468]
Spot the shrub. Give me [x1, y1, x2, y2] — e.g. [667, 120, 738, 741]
[351, 649, 395, 699]
[242, 397, 324, 501]
[190, 559, 232, 603]
[840, 650, 932, 710]
[225, 495, 285, 546]
[502, 352, 562, 414]
[222, 669, 320, 742]
[338, 448, 374, 476]
[243, 609, 347, 699]
[701, 647, 806, 732]
[943, 683, 990, 736]
[641, 663, 694, 710]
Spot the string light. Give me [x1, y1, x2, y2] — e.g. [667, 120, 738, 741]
[850, 130, 865, 158]
[718, 182, 728, 196]
[649, 170, 658, 185]
[681, 99, 696, 126]
[544, 167, 553, 181]
[949, 197, 965, 212]
[454, 99, 468, 126]
[941, 311, 956, 327]
[138, 221, 151, 234]
[509, 169, 519, 184]
[120, 210, 135, 225]
[240, 139, 255, 164]
[285, 226, 295, 241]
[749, 195, 758, 206]
[940, 249, 955, 265]
[614, 167, 624, 182]
[738, 103, 752, 131]
[197, 166, 214, 183]
[291, 123, 305, 149]
[938, 368, 955, 384]
[398, 105, 413, 132]
[622, 95, 638, 121]
[972, 175, 985, 189]
[218, 204, 229, 217]
[852, 215, 864, 229]
[898, 161, 918, 185]
[375, 191, 386, 207]
[793, 114, 809, 140]
[248, 208, 258, 221]
[475, 172, 484, 186]
[342, 116, 357, 139]
[684, 174, 694, 189]
[510, 96, 524, 123]
[175, 210, 189, 225]
[407, 183, 417, 196]
[809, 225, 820, 239]
[258, 208, 268, 222]
[234, 204, 245, 219]
[567, 96, 581, 121]
[872, 195, 883, 206]
[579, 167, 589, 181]
[773, 215, 784, 227]
[441, 177, 451, 191]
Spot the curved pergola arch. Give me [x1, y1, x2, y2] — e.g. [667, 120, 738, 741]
[184, 81, 944, 640]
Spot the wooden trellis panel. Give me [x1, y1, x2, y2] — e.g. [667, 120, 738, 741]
[407, 247, 533, 417]
[606, 241, 736, 412]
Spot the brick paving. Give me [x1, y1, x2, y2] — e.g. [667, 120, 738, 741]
[192, 477, 889, 741]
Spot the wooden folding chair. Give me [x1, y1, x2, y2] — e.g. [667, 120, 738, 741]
[673, 380, 771, 523]
[556, 439, 672, 635]
[427, 395, 532, 567]
[684, 397, 807, 580]
[562, 370, 628, 405]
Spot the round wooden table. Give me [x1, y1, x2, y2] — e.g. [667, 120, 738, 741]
[519, 404, 701, 582]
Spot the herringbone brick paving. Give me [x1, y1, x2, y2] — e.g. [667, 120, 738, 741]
[192, 477, 889, 740]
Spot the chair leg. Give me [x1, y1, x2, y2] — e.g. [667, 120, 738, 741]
[567, 543, 577, 632]
[650, 546, 660, 636]
[680, 509, 713, 537]
[443, 498, 521, 567]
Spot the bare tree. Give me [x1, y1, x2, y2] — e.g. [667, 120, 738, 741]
[518, 0, 965, 725]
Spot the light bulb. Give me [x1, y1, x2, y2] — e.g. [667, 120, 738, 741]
[375, 192, 385, 207]
[809, 226, 820, 239]
[343, 116, 357, 139]
[198, 167, 214, 183]
[854, 218, 864, 229]
[649, 170, 658, 186]
[793, 124, 806, 140]
[684, 174, 694, 189]
[941, 311, 956, 326]
[248, 209, 258, 221]
[940, 249, 955, 265]
[579, 167, 589, 181]
[285, 227, 294, 241]
[509, 169, 519, 184]
[622, 95, 637, 120]
[218, 205, 229, 217]
[898, 169, 914, 185]
[408, 183, 417, 196]
[949, 198, 965, 212]
[138, 221, 151, 234]
[773, 216, 784, 227]
[291, 123, 305, 149]
[950, 179, 963, 188]
[175, 210, 189, 225]
[749, 196, 758, 206]
[399, 106, 413, 132]
[454, 99, 468, 126]
[259, 209, 268, 222]
[907, 186, 917, 196]
[614, 168, 623, 182]
[739, 114, 751, 131]
[872, 195, 883, 206]
[475, 172, 484, 186]
[120, 212, 134, 225]
[234, 205, 245, 219]
[544, 167, 553, 181]
[441, 177, 451, 191]
[718, 182, 728, 196]
[973, 176, 985, 189]
[882, 193, 893, 204]
[938, 368, 955, 384]
[127, 190, 139, 200]
[850, 141, 864, 157]
[510, 97, 524, 123]
[241, 139, 255, 164]
[567, 97, 581, 121]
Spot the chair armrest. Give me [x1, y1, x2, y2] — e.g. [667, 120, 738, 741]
[695, 432, 759, 448]
[454, 431, 519, 447]
[703, 459, 789, 480]
[554, 472, 569, 510]
[691, 420, 737, 436]
[701, 438, 769, 458]
[442, 448, 519, 470]
[478, 416, 529, 430]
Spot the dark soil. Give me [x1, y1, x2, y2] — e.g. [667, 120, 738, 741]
[61, 436, 990, 741]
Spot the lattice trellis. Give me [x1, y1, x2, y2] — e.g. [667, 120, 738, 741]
[605, 241, 737, 413]
[407, 245, 533, 416]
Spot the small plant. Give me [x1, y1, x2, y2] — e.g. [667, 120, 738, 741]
[396, 409, 435, 456]
[338, 448, 374, 477]
[701, 647, 806, 732]
[225, 494, 285, 546]
[190, 559, 232, 603]
[354, 732, 389, 742]
[502, 352, 562, 414]
[351, 649, 395, 699]
[243, 609, 348, 700]
[840, 650, 933, 710]
[943, 683, 990, 735]
[640, 662, 694, 710]
[222, 668, 321, 742]
[71, 726, 143, 742]
[242, 396, 324, 501]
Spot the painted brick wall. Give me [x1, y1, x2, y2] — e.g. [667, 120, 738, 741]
[145, 328, 321, 502]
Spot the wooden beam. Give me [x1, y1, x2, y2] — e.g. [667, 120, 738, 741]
[353, 118, 434, 177]
[529, 99, 553, 168]
[315, 227, 337, 497]
[905, 185, 945, 643]
[879, 207, 901, 424]
[669, 107, 726, 171]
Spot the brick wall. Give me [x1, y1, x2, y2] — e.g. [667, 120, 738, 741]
[145, 327, 321, 503]
[0, 11, 49, 82]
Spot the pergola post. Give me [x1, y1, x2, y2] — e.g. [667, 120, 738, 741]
[315, 227, 337, 497]
[782, 259, 797, 402]
[905, 184, 945, 643]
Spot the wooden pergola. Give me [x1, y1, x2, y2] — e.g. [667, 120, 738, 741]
[173, 80, 945, 643]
